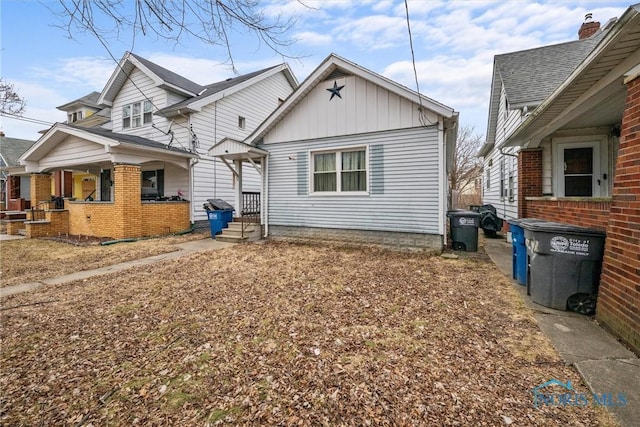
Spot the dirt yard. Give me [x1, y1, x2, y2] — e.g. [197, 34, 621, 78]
[0, 231, 210, 287]
[0, 240, 617, 426]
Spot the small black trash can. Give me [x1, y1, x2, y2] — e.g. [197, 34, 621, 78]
[521, 220, 606, 315]
[446, 210, 480, 252]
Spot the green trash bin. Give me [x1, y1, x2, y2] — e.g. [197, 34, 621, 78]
[446, 210, 480, 252]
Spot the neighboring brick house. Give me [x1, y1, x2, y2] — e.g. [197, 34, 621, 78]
[8, 52, 297, 239]
[488, 5, 640, 354]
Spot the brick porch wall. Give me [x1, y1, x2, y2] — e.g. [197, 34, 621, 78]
[141, 201, 190, 236]
[598, 76, 640, 355]
[524, 198, 611, 232]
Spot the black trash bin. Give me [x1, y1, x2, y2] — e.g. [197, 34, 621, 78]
[520, 220, 606, 315]
[446, 210, 480, 252]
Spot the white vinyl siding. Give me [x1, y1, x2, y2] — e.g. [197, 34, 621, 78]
[38, 136, 112, 170]
[481, 83, 522, 221]
[264, 127, 441, 234]
[189, 71, 294, 222]
[112, 68, 175, 139]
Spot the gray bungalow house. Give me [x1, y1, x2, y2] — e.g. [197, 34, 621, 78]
[211, 54, 459, 250]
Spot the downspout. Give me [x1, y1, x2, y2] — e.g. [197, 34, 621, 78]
[440, 119, 447, 248]
[263, 153, 269, 238]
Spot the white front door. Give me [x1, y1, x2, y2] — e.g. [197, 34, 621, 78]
[554, 138, 607, 197]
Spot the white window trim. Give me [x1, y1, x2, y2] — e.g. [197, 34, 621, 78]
[552, 135, 608, 198]
[309, 145, 369, 196]
[123, 100, 153, 129]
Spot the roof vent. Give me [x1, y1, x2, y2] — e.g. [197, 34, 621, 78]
[578, 13, 600, 40]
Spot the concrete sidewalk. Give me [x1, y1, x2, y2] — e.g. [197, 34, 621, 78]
[0, 238, 235, 298]
[483, 236, 639, 427]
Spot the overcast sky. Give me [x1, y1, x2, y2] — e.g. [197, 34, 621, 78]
[0, 0, 630, 141]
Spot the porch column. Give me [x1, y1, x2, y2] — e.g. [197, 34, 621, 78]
[234, 160, 243, 218]
[30, 173, 52, 207]
[517, 149, 542, 218]
[113, 164, 142, 239]
[598, 73, 640, 354]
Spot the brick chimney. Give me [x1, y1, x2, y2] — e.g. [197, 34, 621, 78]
[578, 13, 600, 40]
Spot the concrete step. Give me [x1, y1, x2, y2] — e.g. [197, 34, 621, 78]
[215, 234, 249, 243]
[226, 221, 259, 231]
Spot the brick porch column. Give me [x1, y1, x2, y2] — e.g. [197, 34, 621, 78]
[30, 173, 52, 207]
[517, 149, 542, 218]
[113, 164, 142, 239]
[598, 75, 640, 354]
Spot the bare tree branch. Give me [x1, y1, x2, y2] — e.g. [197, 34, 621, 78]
[50, 0, 302, 68]
[449, 124, 483, 208]
[0, 79, 27, 116]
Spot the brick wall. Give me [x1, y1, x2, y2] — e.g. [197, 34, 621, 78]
[524, 198, 611, 231]
[30, 173, 52, 206]
[141, 201, 190, 236]
[517, 149, 543, 218]
[598, 76, 640, 355]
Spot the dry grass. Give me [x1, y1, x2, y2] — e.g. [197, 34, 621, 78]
[0, 231, 210, 287]
[0, 240, 618, 426]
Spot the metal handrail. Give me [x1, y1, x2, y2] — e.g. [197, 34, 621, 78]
[241, 192, 260, 238]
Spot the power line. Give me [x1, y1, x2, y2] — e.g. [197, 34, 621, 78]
[404, 0, 435, 127]
[0, 112, 54, 127]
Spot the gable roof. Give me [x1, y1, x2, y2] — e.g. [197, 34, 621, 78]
[481, 26, 610, 153]
[0, 136, 36, 167]
[20, 123, 195, 166]
[503, 3, 640, 148]
[98, 52, 204, 106]
[245, 53, 457, 145]
[156, 63, 298, 117]
[56, 91, 101, 111]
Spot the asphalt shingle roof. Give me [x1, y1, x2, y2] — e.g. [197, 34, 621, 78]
[0, 136, 36, 167]
[130, 53, 204, 95]
[156, 65, 281, 115]
[496, 30, 607, 107]
[73, 126, 194, 156]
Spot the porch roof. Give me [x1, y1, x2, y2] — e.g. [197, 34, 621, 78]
[20, 123, 196, 173]
[208, 138, 268, 161]
[502, 4, 640, 148]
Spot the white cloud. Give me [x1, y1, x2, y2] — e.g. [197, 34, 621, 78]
[294, 31, 333, 47]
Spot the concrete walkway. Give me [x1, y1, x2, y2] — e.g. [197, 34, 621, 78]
[483, 236, 639, 427]
[0, 238, 235, 298]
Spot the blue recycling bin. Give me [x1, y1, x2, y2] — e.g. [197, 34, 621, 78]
[509, 220, 527, 285]
[220, 209, 234, 227]
[207, 210, 224, 237]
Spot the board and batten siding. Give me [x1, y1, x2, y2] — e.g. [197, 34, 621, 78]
[263, 74, 439, 144]
[482, 84, 523, 221]
[263, 127, 441, 234]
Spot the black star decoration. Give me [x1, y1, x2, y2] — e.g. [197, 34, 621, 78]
[327, 81, 345, 100]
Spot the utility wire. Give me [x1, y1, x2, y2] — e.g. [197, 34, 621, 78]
[1, 112, 54, 127]
[404, 0, 436, 127]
